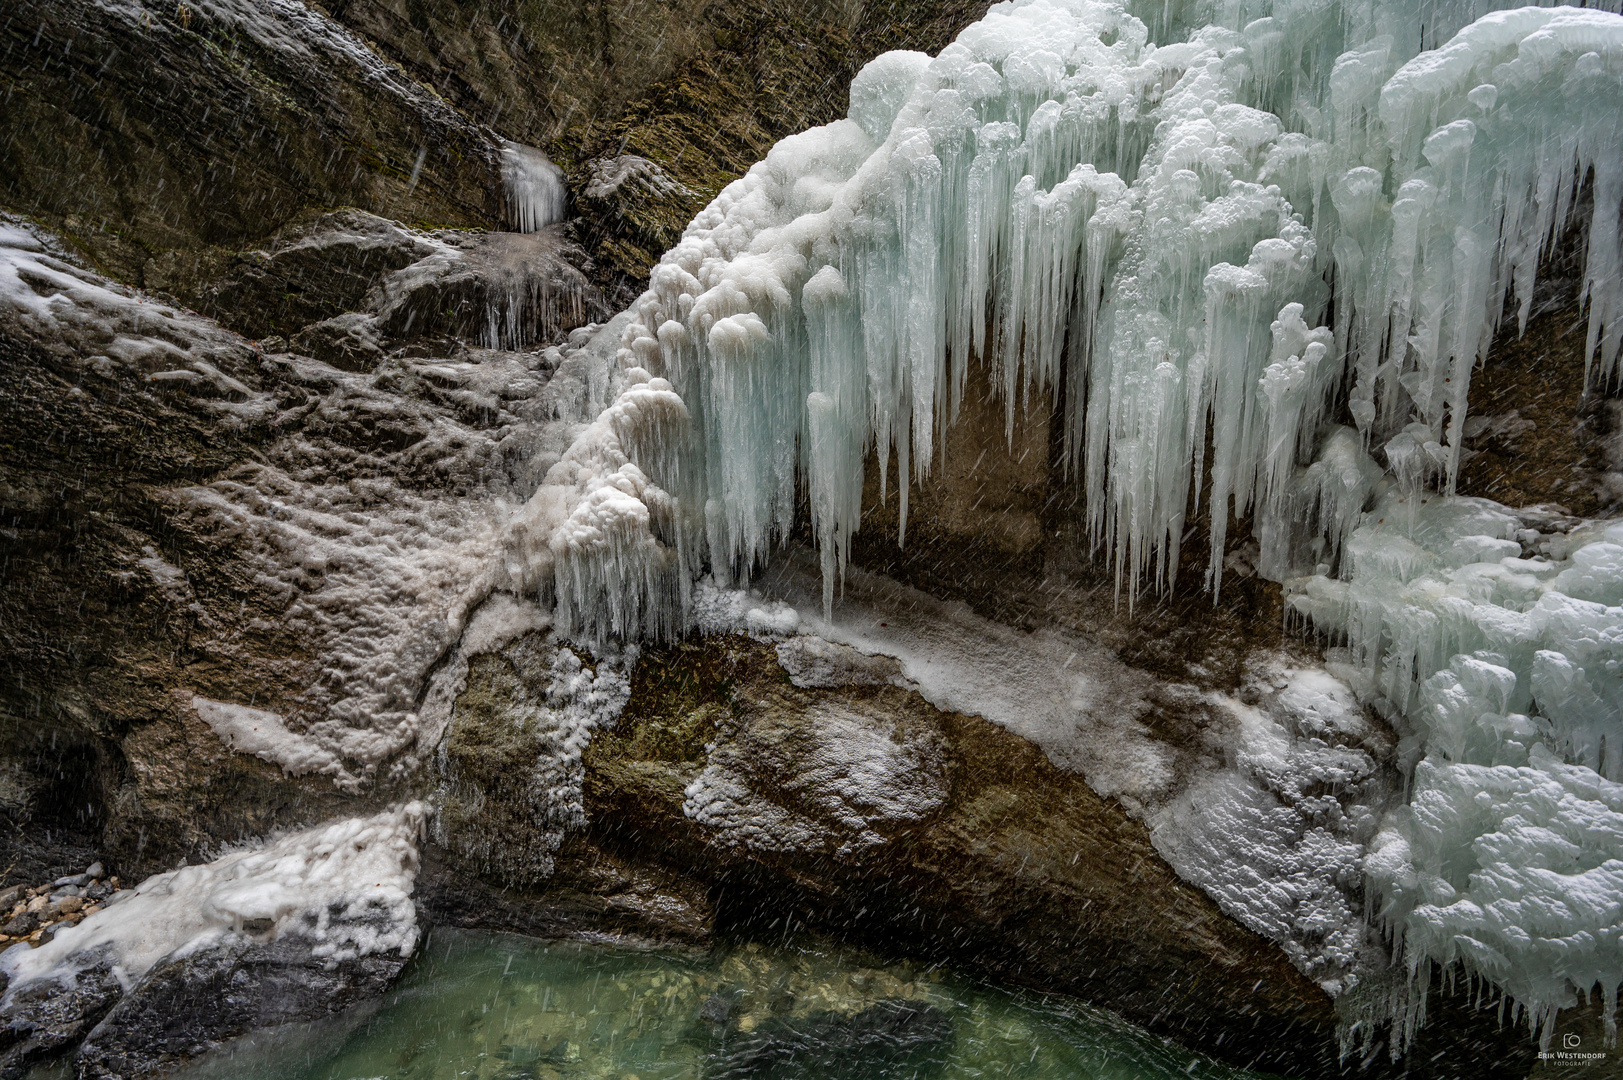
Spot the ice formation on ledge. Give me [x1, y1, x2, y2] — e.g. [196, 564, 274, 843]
[500, 142, 568, 233]
[527, 0, 1623, 635]
[1293, 500, 1623, 1050]
[504, 367, 695, 642]
[0, 805, 426, 1000]
[192, 696, 358, 789]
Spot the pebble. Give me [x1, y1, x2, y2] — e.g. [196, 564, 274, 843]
[0, 860, 114, 948]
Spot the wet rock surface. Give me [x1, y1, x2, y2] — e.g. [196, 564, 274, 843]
[183, 211, 443, 341]
[579, 636, 1334, 1073]
[73, 933, 409, 1080]
[0, 957, 122, 1079]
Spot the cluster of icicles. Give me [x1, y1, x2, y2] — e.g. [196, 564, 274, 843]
[535, 0, 1623, 629]
[502, 0, 1623, 1056]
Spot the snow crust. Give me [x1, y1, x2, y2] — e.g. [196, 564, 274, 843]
[682, 698, 948, 857]
[0, 805, 426, 999]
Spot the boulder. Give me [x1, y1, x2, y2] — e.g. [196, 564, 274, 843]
[74, 933, 410, 1080]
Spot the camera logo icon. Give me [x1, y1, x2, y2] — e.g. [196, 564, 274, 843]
[1562, 1033, 1581, 1050]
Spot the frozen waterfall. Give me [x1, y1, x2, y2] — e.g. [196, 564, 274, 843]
[501, 141, 569, 233]
[503, 0, 1623, 1057]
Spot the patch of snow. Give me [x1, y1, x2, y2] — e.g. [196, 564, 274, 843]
[192, 697, 356, 789]
[759, 553, 1173, 806]
[0, 804, 427, 1000]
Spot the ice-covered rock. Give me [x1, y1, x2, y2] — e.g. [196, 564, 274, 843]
[682, 696, 949, 857]
[433, 631, 636, 883]
[1150, 661, 1396, 996]
[0, 805, 426, 1077]
[1295, 498, 1623, 1050]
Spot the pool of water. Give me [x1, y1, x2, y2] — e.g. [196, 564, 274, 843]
[173, 929, 1285, 1080]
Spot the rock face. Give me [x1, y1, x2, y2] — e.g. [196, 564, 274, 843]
[183, 210, 444, 341]
[0, 216, 587, 867]
[556, 635, 1530, 1079]
[0, 805, 424, 1077]
[0, 0, 503, 282]
[0, 206, 1565, 1078]
[329, 0, 993, 296]
[1, 0, 993, 306]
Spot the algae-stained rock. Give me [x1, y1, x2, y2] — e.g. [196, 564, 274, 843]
[433, 633, 632, 886]
[681, 690, 949, 858]
[1457, 300, 1622, 516]
[581, 636, 1337, 1076]
[415, 837, 716, 945]
[568, 156, 701, 307]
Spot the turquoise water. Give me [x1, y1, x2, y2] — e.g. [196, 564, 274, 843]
[174, 929, 1282, 1080]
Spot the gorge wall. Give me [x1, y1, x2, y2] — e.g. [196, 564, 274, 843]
[1, 1, 1621, 1079]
